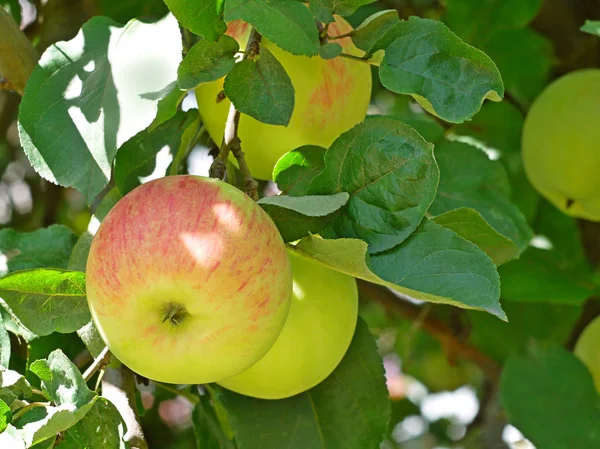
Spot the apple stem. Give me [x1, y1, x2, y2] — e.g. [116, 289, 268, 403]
[209, 28, 262, 201]
[162, 303, 189, 326]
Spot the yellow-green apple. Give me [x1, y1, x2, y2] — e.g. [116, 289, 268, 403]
[195, 16, 372, 180]
[217, 249, 358, 399]
[85, 175, 292, 384]
[522, 69, 600, 220]
[574, 315, 600, 393]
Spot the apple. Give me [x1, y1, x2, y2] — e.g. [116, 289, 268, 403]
[574, 315, 600, 393]
[195, 16, 372, 180]
[217, 249, 358, 399]
[522, 69, 600, 220]
[85, 175, 292, 384]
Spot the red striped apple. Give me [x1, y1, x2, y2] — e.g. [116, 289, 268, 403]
[85, 176, 292, 384]
[195, 16, 372, 180]
[217, 249, 358, 399]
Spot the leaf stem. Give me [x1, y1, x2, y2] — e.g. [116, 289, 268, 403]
[30, 388, 48, 399]
[83, 346, 111, 382]
[209, 28, 262, 201]
[328, 31, 352, 40]
[339, 52, 370, 63]
[11, 402, 50, 423]
[153, 381, 199, 405]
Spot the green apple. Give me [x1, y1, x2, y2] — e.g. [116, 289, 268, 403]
[522, 69, 600, 220]
[195, 16, 372, 180]
[217, 249, 358, 399]
[574, 315, 600, 392]
[86, 175, 292, 384]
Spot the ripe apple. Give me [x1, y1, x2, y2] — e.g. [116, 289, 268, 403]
[522, 69, 600, 220]
[574, 315, 600, 392]
[217, 249, 358, 399]
[85, 175, 292, 384]
[195, 16, 372, 180]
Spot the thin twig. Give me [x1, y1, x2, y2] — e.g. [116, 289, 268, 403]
[12, 402, 50, 423]
[358, 280, 502, 382]
[83, 346, 111, 382]
[209, 28, 262, 200]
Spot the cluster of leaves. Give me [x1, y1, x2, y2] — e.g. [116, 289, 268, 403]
[1, 0, 600, 448]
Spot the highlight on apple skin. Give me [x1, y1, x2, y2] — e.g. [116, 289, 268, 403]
[522, 69, 600, 221]
[85, 175, 293, 384]
[195, 15, 372, 181]
[217, 249, 358, 399]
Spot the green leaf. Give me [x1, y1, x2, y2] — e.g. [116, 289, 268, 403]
[350, 10, 400, 53]
[58, 398, 128, 449]
[294, 220, 504, 318]
[388, 97, 445, 144]
[115, 109, 200, 195]
[224, 47, 294, 126]
[178, 36, 239, 89]
[0, 398, 11, 433]
[534, 199, 588, 267]
[1, 0, 21, 24]
[31, 436, 57, 449]
[164, 0, 226, 41]
[18, 15, 182, 203]
[222, 318, 390, 449]
[445, 0, 543, 43]
[469, 302, 581, 362]
[94, 188, 123, 222]
[0, 225, 78, 277]
[148, 81, 187, 132]
[67, 233, 94, 272]
[0, 314, 10, 368]
[96, 0, 167, 24]
[482, 28, 553, 108]
[258, 193, 350, 242]
[448, 101, 539, 220]
[309, 0, 377, 21]
[432, 208, 519, 265]
[498, 247, 594, 304]
[430, 141, 532, 254]
[376, 17, 504, 124]
[0, 424, 25, 448]
[309, 117, 438, 254]
[273, 146, 327, 196]
[501, 345, 600, 449]
[193, 394, 237, 449]
[30, 349, 95, 407]
[581, 20, 600, 37]
[0, 269, 89, 336]
[0, 368, 32, 410]
[18, 350, 97, 446]
[225, 0, 320, 56]
[76, 321, 105, 359]
[319, 43, 342, 60]
[450, 101, 522, 155]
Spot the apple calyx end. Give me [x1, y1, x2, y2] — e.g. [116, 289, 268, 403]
[162, 303, 189, 326]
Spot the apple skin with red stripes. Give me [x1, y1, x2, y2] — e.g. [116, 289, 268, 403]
[195, 15, 372, 181]
[85, 175, 292, 384]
